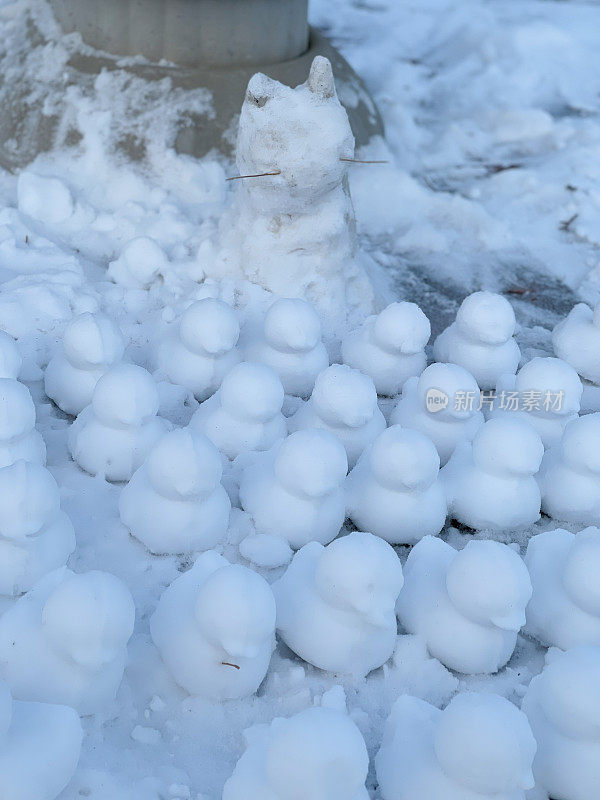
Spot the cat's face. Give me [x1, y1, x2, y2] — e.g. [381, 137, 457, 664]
[236, 57, 354, 212]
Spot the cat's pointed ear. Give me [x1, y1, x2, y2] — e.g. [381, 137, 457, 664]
[307, 56, 335, 99]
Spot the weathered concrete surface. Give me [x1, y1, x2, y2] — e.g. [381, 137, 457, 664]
[50, 0, 309, 67]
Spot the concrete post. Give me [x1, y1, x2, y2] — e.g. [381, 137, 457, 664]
[50, 0, 309, 67]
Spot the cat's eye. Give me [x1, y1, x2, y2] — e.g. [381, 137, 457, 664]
[247, 91, 269, 108]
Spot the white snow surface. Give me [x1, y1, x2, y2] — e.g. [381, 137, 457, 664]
[0, 0, 599, 797]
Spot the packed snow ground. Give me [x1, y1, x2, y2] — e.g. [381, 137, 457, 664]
[1, 0, 600, 798]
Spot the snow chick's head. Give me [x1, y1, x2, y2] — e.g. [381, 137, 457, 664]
[42, 571, 135, 671]
[0, 460, 60, 540]
[264, 298, 323, 355]
[92, 363, 159, 428]
[237, 56, 353, 214]
[315, 532, 403, 627]
[455, 291, 516, 346]
[146, 428, 223, 501]
[265, 707, 368, 800]
[178, 298, 240, 357]
[562, 527, 600, 617]
[537, 646, 600, 741]
[445, 540, 532, 631]
[220, 362, 284, 424]
[372, 301, 430, 355]
[194, 564, 275, 660]
[514, 357, 582, 417]
[561, 413, 600, 475]
[369, 425, 440, 492]
[417, 362, 480, 422]
[274, 429, 348, 499]
[472, 418, 543, 477]
[0, 378, 36, 441]
[434, 693, 536, 795]
[311, 364, 378, 429]
[63, 312, 124, 371]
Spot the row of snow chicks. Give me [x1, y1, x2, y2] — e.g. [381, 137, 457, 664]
[0, 332, 122, 798]
[223, 643, 600, 800]
[1, 291, 599, 799]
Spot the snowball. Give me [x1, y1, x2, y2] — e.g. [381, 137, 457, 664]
[17, 172, 74, 225]
[107, 236, 168, 289]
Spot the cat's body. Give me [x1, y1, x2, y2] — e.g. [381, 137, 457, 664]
[212, 57, 377, 340]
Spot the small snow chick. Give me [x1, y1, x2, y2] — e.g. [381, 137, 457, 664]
[68, 363, 169, 481]
[442, 417, 543, 530]
[433, 291, 520, 390]
[345, 425, 447, 545]
[150, 551, 276, 700]
[44, 312, 125, 416]
[525, 527, 600, 650]
[157, 297, 241, 401]
[190, 361, 286, 460]
[107, 236, 168, 289]
[522, 646, 600, 800]
[119, 428, 231, 555]
[0, 568, 135, 715]
[273, 532, 403, 677]
[390, 362, 484, 465]
[0, 676, 82, 800]
[0, 461, 75, 596]
[493, 356, 582, 448]
[244, 298, 328, 397]
[288, 364, 386, 468]
[376, 692, 536, 800]
[396, 537, 532, 674]
[538, 413, 600, 524]
[553, 300, 600, 384]
[0, 378, 46, 468]
[239, 429, 348, 550]
[0, 330, 21, 379]
[223, 706, 369, 800]
[341, 301, 430, 396]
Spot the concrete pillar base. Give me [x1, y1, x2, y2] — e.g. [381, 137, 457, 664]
[0, 14, 383, 169]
